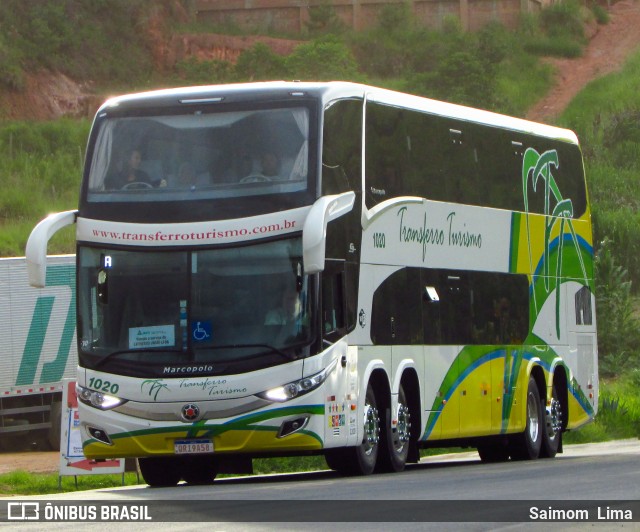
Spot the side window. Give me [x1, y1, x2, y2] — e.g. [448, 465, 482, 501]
[422, 269, 529, 346]
[371, 268, 423, 345]
[322, 261, 347, 341]
[365, 103, 410, 208]
[323, 99, 363, 261]
[469, 272, 529, 345]
[362, 104, 587, 218]
[575, 286, 593, 326]
[322, 99, 363, 195]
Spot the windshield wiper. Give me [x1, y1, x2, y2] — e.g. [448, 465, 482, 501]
[91, 348, 183, 369]
[194, 343, 297, 361]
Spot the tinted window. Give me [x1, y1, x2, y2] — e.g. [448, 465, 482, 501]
[322, 99, 363, 195]
[81, 102, 318, 223]
[371, 268, 423, 345]
[371, 267, 529, 346]
[364, 103, 587, 218]
[87, 107, 310, 202]
[323, 99, 363, 261]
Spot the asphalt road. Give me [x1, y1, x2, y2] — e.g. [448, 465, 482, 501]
[3, 440, 639, 530]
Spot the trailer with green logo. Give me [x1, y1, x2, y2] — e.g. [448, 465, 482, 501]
[0, 255, 76, 451]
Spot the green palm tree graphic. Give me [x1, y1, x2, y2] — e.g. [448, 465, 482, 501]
[522, 148, 587, 338]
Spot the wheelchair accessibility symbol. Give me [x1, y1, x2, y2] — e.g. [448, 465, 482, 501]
[191, 321, 212, 342]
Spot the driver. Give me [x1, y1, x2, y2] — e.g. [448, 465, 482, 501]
[264, 286, 300, 325]
[105, 149, 166, 189]
[259, 152, 280, 178]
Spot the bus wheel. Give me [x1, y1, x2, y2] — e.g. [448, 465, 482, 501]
[540, 383, 563, 458]
[378, 385, 411, 472]
[138, 457, 181, 487]
[181, 457, 217, 485]
[325, 383, 380, 475]
[356, 383, 381, 474]
[509, 376, 543, 460]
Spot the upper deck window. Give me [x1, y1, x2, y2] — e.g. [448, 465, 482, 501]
[364, 102, 587, 218]
[86, 106, 310, 204]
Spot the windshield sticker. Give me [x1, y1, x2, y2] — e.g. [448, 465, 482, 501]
[191, 320, 212, 343]
[128, 324, 175, 349]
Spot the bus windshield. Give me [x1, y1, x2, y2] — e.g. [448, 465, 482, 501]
[86, 106, 310, 203]
[77, 238, 313, 372]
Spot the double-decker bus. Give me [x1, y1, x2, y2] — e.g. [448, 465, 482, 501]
[27, 82, 597, 486]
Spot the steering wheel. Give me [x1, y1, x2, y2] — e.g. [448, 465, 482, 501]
[240, 174, 272, 184]
[121, 181, 153, 190]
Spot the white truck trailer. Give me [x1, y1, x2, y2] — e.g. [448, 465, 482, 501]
[0, 255, 76, 451]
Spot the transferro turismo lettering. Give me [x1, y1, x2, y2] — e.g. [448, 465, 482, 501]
[179, 377, 247, 396]
[397, 207, 482, 261]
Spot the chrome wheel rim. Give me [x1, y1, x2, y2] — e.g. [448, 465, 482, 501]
[363, 403, 380, 456]
[527, 390, 540, 442]
[394, 403, 411, 453]
[546, 397, 562, 440]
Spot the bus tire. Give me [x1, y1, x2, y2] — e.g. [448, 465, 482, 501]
[324, 383, 380, 476]
[181, 457, 217, 485]
[355, 383, 381, 474]
[378, 384, 410, 472]
[138, 457, 181, 487]
[324, 448, 351, 473]
[540, 382, 563, 458]
[509, 376, 543, 460]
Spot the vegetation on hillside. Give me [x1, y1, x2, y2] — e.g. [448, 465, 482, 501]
[558, 49, 640, 377]
[0, 0, 165, 90]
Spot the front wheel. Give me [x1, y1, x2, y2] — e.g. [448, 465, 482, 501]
[325, 383, 380, 476]
[181, 456, 217, 485]
[138, 457, 181, 487]
[509, 376, 543, 460]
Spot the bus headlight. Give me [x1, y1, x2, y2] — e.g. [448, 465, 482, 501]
[77, 384, 126, 410]
[257, 358, 338, 403]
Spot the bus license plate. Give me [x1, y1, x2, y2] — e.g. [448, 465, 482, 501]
[174, 439, 214, 454]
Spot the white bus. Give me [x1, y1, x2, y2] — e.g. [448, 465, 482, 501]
[27, 82, 598, 486]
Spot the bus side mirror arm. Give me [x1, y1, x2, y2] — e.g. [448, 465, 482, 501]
[302, 191, 355, 274]
[26, 210, 78, 288]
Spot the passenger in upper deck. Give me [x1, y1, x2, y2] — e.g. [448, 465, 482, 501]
[168, 162, 198, 190]
[105, 149, 166, 190]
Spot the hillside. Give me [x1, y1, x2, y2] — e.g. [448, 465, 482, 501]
[526, 0, 640, 122]
[1, 1, 640, 123]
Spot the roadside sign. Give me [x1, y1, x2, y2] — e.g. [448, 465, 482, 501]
[58, 379, 124, 478]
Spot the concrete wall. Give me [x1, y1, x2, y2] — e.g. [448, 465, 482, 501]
[194, 0, 547, 33]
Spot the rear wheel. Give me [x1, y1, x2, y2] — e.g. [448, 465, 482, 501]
[540, 383, 563, 458]
[138, 457, 181, 487]
[509, 376, 543, 461]
[378, 385, 411, 472]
